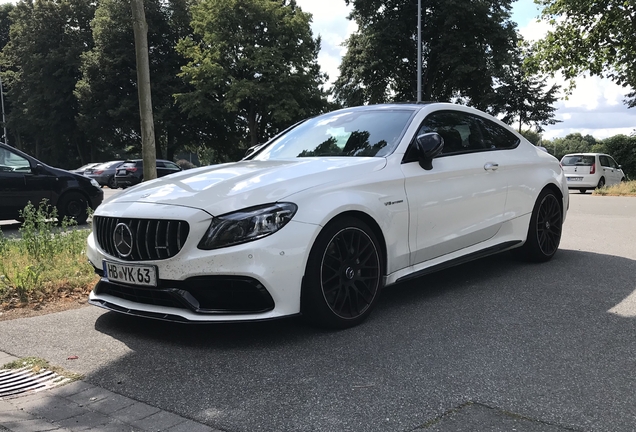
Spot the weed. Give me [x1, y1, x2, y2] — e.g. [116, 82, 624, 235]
[594, 180, 636, 196]
[1, 200, 97, 309]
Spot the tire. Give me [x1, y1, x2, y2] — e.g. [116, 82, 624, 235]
[579, 189, 587, 194]
[302, 217, 384, 329]
[515, 188, 562, 262]
[56, 191, 88, 225]
[620, 177, 626, 183]
[597, 177, 605, 189]
[107, 176, 117, 189]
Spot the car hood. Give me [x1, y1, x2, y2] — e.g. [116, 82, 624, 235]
[102, 158, 387, 216]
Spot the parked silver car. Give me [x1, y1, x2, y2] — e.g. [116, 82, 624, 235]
[85, 160, 124, 189]
[561, 153, 626, 193]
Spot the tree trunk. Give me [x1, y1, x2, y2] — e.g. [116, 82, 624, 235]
[131, 0, 156, 181]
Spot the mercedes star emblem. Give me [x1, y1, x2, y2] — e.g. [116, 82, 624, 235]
[113, 223, 134, 258]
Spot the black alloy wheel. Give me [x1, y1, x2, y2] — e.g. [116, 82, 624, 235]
[57, 191, 88, 224]
[535, 193, 562, 257]
[515, 188, 562, 262]
[302, 217, 383, 328]
[107, 176, 117, 189]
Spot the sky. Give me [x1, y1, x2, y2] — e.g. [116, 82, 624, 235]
[296, 0, 636, 141]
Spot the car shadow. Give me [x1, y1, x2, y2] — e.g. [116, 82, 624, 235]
[37, 248, 636, 430]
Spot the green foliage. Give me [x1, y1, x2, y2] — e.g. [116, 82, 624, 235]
[334, 0, 518, 109]
[177, 0, 330, 156]
[495, 41, 561, 132]
[75, 0, 198, 161]
[598, 135, 636, 180]
[1, 0, 95, 166]
[0, 200, 95, 305]
[531, 0, 636, 106]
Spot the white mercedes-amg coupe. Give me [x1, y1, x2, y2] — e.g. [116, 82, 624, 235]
[87, 103, 568, 328]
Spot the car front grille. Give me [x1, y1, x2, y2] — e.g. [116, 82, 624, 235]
[94, 216, 189, 261]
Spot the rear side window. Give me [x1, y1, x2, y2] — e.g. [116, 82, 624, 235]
[477, 117, 520, 150]
[561, 155, 594, 166]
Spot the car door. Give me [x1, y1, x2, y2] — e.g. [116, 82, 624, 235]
[608, 156, 625, 182]
[599, 155, 618, 186]
[401, 110, 508, 265]
[0, 146, 49, 219]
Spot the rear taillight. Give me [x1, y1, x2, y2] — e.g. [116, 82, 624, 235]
[590, 163, 596, 174]
[95, 170, 104, 174]
[126, 167, 137, 172]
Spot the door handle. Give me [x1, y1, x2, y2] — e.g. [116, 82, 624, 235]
[484, 162, 499, 171]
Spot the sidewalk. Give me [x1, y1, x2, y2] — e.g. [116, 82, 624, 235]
[0, 351, 218, 432]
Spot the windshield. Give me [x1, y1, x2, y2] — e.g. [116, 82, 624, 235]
[561, 155, 595, 166]
[254, 109, 415, 161]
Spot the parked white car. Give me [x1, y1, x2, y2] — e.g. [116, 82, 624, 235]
[560, 153, 626, 193]
[86, 103, 568, 328]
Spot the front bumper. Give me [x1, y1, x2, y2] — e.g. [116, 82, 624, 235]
[86, 203, 319, 322]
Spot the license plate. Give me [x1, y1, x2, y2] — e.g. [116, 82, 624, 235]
[103, 261, 157, 287]
[567, 177, 583, 181]
[117, 169, 127, 175]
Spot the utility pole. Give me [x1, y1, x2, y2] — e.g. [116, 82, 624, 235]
[0, 71, 7, 145]
[131, 0, 157, 181]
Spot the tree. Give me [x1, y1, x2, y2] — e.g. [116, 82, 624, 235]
[597, 134, 636, 180]
[76, 0, 198, 161]
[1, 0, 95, 167]
[177, 0, 329, 155]
[334, 0, 519, 110]
[531, 0, 636, 107]
[495, 42, 561, 132]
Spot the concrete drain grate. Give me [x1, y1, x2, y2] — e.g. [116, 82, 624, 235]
[0, 367, 71, 400]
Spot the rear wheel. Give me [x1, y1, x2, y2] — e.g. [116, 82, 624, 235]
[515, 188, 562, 262]
[579, 189, 587, 194]
[56, 191, 88, 225]
[107, 176, 117, 189]
[597, 177, 605, 189]
[302, 217, 384, 329]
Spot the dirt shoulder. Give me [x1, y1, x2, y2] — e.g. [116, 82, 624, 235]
[0, 298, 89, 321]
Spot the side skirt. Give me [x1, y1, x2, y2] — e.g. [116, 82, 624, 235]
[394, 240, 522, 284]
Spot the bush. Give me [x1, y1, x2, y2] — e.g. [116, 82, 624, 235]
[0, 200, 97, 307]
[176, 159, 196, 170]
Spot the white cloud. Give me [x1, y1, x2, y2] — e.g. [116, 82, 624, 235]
[296, 0, 356, 85]
[518, 17, 636, 139]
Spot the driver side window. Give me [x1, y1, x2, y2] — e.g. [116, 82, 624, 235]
[0, 147, 31, 173]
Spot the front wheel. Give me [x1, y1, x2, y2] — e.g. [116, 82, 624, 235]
[302, 217, 384, 329]
[514, 189, 562, 262]
[57, 191, 88, 225]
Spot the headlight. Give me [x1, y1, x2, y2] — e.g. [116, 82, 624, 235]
[198, 202, 297, 250]
[90, 179, 101, 189]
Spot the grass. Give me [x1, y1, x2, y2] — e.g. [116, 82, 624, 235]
[2, 356, 83, 381]
[593, 180, 636, 196]
[0, 200, 98, 311]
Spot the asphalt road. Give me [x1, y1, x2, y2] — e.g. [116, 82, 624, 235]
[1, 192, 635, 431]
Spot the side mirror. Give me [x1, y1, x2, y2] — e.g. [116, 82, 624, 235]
[244, 143, 265, 158]
[415, 132, 444, 170]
